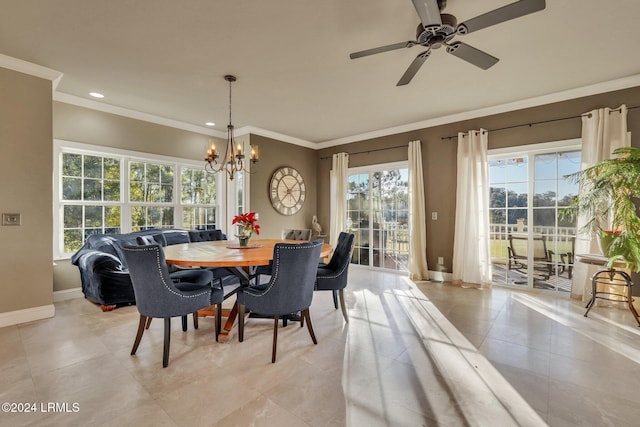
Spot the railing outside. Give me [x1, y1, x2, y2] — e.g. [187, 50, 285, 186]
[491, 222, 576, 260]
[349, 221, 409, 271]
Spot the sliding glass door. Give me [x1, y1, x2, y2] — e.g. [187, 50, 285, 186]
[489, 143, 580, 291]
[347, 162, 409, 272]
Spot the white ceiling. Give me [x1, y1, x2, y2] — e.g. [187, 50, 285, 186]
[1, 0, 640, 145]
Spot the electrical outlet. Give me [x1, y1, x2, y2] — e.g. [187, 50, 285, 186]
[431, 212, 438, 220]
[2, 213, 20, 226]
[437, 256, 444, 265]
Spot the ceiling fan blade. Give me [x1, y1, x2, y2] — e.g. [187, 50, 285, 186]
[350, 41, 414, 59]
[411, 0, 442, 28]
[446, 42, 499, 69]
[397, 50, 431, 86]
[457, 0, 545, 34]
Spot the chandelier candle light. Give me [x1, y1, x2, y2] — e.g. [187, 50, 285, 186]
[205, 75, 258, 180]
[232, 211, 260, 246]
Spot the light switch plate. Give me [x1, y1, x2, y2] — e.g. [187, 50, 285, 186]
[2, 213, 21, 226]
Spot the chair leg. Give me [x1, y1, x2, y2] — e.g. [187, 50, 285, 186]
[302, 309, 318, 345]
[332, 290, 338, 309]
[131, 315, 147, 355]
[145, 317, 152, 329]
[238, 303, 245, 342]
[215, 303, 222, 342]
[163, 318, 171, 368]
[181, 315, 188, 332]
[272, 315, 279, 363]
[193, 311, 199, 330]
[283, 315, 288, 327]
[339, 289, 349, 323]
[626, 285, 640, 327]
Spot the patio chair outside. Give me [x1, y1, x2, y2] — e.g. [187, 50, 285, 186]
[507, 233, 553, 280]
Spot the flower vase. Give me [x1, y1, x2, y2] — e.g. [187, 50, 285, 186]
[239, 236, 250, 247]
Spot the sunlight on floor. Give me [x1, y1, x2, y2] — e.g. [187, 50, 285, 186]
[342, 272, 546, 426]
[511, 292, 640, 365]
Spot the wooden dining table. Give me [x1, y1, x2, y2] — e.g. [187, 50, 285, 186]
[163, 239, 333, 340]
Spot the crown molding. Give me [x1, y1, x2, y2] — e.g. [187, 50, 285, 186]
[316, 74, 640, 149]
[236, 126, 316, 149]
[5, 53, 639, 149]
[53, 92, 227, 138]
[0, 53, 63, 93]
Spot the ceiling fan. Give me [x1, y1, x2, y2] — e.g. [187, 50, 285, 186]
[350, 0, 546, 86]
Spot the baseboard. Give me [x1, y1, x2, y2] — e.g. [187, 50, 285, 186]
[53, 287, 84, 302]
[0, 304, 55, 328]
[348, 264, 452, 282]
[428, 270, 453, 282]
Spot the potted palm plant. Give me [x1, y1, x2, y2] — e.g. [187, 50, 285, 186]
[565, 146, 640, 271]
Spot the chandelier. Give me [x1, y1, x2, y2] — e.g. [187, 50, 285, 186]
[205, 75, 258, 180]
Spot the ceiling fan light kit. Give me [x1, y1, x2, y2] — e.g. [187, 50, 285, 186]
[350, 0, 546, 86]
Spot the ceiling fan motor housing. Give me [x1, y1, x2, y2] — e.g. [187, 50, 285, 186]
[416, 13, 457, 47]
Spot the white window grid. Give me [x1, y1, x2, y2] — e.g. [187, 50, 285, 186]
[53, 140, 224, 259]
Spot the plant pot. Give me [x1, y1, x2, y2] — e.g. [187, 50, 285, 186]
[238, 237, 250, 247]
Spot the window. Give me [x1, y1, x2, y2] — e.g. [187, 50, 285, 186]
[235, 171, 245, 216]
[54, 140, 223, 258]
[60, 152, 122, 253]
[181, 167, 217, 230]
[488, 140, 581, 292]
[129, 161, 175, 231]
[347, 162, 409, 271]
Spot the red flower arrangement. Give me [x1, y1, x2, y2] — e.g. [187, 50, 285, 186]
[232, 211, 260, 238]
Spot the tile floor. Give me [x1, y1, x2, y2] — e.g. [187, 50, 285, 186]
[1, 267, 640, 426]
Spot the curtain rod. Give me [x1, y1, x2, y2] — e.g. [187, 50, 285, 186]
[320, 144, 408, 160]
[441, 105, 640, 140]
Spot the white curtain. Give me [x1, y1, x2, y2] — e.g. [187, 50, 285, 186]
[329, 152, 349, 247]
[571, 105, 629, 301]
[452, 130, 492, 286]
[408, 140, 429, 280]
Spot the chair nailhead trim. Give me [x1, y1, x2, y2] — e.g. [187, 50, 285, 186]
[316, 245, 354, 280]
[128, 246, 209, 299]
[248, 240, 324, 296]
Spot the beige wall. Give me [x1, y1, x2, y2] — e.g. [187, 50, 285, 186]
[248, 134, 318, 239]
[317, 86, 640, 272]
[0, 68, 53, 313]
[53, 102, 217, 159]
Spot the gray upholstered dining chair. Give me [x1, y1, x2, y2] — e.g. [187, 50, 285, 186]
[252, 228, 313, 287]
[315, 232, 355, 322]
[185, 230, 241, 291]
[122, 243, 224, 368]
[281, 228, 312, 240]
[137, 234, 213, 286]
[137, 234, 214, 331]
[237, 240, 323, 363]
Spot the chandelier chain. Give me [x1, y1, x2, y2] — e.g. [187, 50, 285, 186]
[204, 75, 258, 180]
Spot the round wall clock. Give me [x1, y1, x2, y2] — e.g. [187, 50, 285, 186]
[269, 166, 306, 215]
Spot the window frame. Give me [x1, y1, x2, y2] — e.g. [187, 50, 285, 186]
[346, 160, 409, 272]
[180, 166, 219, 231]
[53, 139, 226, 259]
[487, 138, 582, 291]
